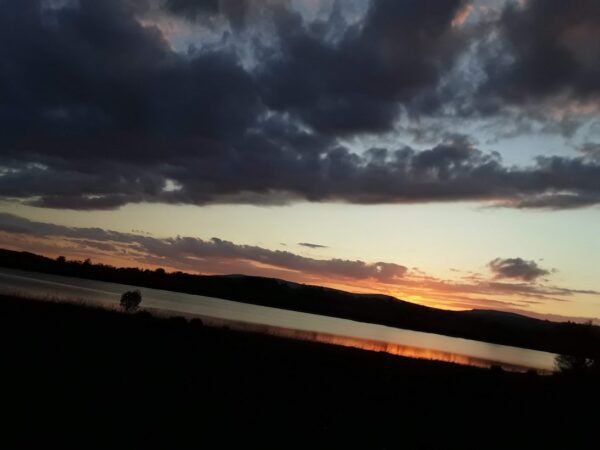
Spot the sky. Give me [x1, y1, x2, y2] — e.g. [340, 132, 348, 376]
[0, 0, 599, 321]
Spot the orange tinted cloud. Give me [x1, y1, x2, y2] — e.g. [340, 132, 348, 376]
[451, 4, 473, 27]
[0, 212, 598, 322]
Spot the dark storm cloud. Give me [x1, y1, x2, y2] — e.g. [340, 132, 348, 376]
[0, 0, 259, 207]
[256, 0, 469, 135]
[0, 0, 600, 211]
[476, 0, 600, 109]
[488, 258, 551, 283]
[163, 0, 220, 17]
[4, 132, 600, 209]
[0, 212, 407, 282]
[163, 0, 249, 28]
[298, 243, 328, 249]
[0, 0, 260, 144]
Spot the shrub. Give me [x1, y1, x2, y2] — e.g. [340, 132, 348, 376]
[120, 290, 142, 312]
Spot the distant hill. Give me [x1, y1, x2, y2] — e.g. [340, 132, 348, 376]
[462, 309, 549, 325]
[0, 248, 599, 357]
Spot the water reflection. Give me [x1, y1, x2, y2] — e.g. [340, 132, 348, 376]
[193, 315, 551, 373]
[0, 268, 557, 373]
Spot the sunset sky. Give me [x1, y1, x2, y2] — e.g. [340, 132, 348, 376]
[1, 0, 599, 321]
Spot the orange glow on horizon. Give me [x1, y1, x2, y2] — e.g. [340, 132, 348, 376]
[0, 230, 596, 323]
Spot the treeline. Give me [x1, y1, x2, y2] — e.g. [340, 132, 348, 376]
[1, 248, 599, 358]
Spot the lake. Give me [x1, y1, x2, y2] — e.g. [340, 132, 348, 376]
[0, 267, 558, 373]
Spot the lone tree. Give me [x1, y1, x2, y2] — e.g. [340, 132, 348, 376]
[120, 290, 142, 313]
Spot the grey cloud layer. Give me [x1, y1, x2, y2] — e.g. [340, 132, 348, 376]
[5, 134, 600, 210]
[488, 258, 551, 282]
[0, 212, 407, 283]
[0, 0, 599, 210]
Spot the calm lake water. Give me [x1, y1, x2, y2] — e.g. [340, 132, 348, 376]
[0, 267, 558, 372]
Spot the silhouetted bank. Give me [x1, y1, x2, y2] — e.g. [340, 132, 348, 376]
[1, 294, 598, 449]
[1, 249, 599, 360]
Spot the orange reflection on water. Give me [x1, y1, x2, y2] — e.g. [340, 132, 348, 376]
[194, 315, 544, 373]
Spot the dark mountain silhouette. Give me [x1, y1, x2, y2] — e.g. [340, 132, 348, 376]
[464, 309, 550, 323]
[1, 248, 599, 357]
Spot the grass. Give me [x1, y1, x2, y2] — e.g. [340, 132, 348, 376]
[1, 293, 598, 449]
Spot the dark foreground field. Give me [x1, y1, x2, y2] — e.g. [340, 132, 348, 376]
[1, 295, 598, 449]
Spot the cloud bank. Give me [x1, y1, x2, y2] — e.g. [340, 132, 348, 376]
[0, 0, 598, 210]
[0, 212, 407, 283]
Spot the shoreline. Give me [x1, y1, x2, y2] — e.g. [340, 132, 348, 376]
[1, 286, 554, 373]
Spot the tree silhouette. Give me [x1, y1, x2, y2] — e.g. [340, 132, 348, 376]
[554, 354, 593, 374]
[120, 290, 142, 313]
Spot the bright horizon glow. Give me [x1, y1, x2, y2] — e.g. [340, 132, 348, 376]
[1, 200, 599, 323]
